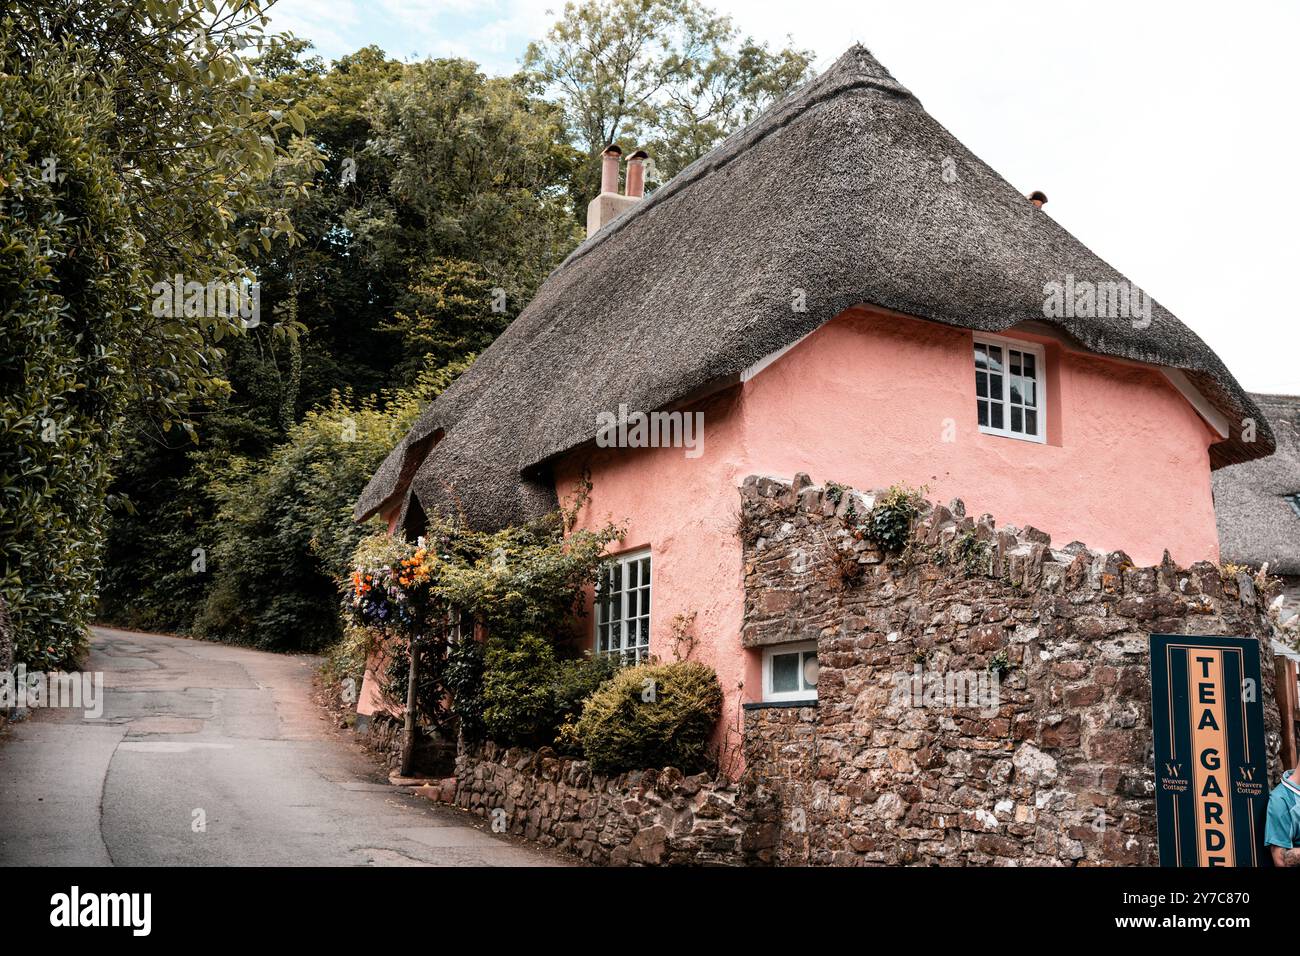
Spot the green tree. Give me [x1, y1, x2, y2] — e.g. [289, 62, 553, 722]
[103, 44, 585, 640]
[194, 365, 464, 652]
[0, 44, 137, 667]
[382, 258, 505, 386]
[244, 43, 408, 411]
[96, 334, 289, 633]
[524, 0, 813, 196]
[361, 57, 582, 306]
[6, 1, 313, 435]
[1, 2, 310, 666]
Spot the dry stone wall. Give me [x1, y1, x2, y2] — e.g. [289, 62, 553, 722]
[739, 473, 1283, 866]
[452, 741, 756, 865]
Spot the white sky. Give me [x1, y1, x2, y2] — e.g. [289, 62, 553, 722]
[268, 0, 1300, 394]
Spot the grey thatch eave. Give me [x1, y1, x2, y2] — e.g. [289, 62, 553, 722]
[356, 44, 1273, 532]
[1214, 394, 1300, 575]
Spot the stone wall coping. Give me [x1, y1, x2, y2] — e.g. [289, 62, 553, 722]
[739, 471, 1279, 617]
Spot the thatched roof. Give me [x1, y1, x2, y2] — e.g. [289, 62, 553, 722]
[1214, 394, 1300, 575]
[357, 44, 1273, 531]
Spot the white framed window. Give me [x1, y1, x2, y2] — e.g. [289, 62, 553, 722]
[595, 549, 651, 663]
[973, 334, 1046, 443]
[762, 641, 819, 703]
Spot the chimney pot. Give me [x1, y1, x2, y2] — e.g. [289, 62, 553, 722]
[1028, 190, 1048, 208]
[600, 144, 623, 195]
[625, 149, 649, 198]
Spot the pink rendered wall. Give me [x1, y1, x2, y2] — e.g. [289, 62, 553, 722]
[557, 386, 754, 768]
[557, 307, 1222, 761]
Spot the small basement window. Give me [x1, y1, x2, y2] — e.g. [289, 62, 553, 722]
[1286, 494, 1300, 518]
[595, 549, 651, 663]
[974, 334, 1046, 443]
[763, 641, 819, 703]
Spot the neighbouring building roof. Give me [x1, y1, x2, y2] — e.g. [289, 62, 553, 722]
[1214, 394, 1300, 575]
[357, 44, 1274, 532]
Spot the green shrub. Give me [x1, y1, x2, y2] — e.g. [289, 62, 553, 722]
[0, 48, 137, 669]
[340, 479, 625, 747]
[553, 654, 622, 722]
[863, 484, 925, 553]
[478, 635, 624, 749]
[193, 394, 420, 651]
[480, 634, 560, 746]
[573, 660, 722, 774]
[551, 653, 622, 754]
[444, 637, 487, 742]
[426, 504, 624, 644]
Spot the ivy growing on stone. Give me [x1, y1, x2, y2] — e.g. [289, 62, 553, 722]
[862, 484, 926, 554]
[949, 530, 992, 577]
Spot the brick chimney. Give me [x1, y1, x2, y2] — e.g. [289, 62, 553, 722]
[586, 143, 643, 238]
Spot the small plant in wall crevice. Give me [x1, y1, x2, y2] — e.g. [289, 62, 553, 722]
[733, 503, 761, 547]
[821, 531, 865, 592]
[949, 530, 991, 577]
[862, 483, 926, 554]
[825, 481, 847, 507]
[987, 650, 1015, 678]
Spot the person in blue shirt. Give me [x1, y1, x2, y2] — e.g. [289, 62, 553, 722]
[1266, 761, 1300, 866]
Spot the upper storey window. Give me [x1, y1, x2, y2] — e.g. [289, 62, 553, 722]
[974, 334, 1046, 443]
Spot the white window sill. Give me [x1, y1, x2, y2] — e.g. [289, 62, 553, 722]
[978, 425, 1046, 445]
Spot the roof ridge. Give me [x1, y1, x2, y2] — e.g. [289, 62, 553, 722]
[1249, 392, 1300, 403]
[554, 45, 916, 272]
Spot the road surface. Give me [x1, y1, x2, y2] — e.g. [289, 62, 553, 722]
[0, 627, 567, 866]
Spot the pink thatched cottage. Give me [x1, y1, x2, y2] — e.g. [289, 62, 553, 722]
[355, 46, 1272, 765]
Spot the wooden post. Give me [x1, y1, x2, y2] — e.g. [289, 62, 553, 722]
[399, 636, 418, 776]
[1278, 657, 1298, 770]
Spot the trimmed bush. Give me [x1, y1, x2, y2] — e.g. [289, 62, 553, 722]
[573, 660, 723, 774]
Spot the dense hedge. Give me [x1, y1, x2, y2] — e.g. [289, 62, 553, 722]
[0, 50, 136, 668]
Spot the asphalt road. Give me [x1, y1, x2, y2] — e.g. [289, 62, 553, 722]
[0, 626, 567, 867]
